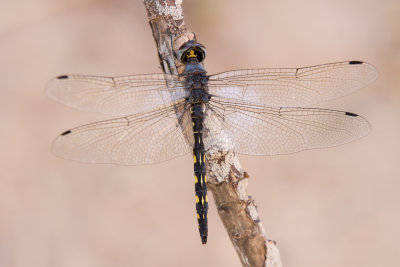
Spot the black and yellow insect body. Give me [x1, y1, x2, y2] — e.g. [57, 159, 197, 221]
[181, 42, 210, 244]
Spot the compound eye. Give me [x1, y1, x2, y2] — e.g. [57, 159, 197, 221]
[196, 49, 206, 62]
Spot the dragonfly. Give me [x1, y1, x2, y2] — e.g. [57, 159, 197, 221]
[46, 40, 377, 244]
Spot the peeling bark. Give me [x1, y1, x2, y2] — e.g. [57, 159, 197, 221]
[142, 1, 282, 266]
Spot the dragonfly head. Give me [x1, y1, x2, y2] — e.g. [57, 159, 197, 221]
[176, 40, 207, 64]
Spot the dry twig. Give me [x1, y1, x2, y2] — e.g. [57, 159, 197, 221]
[142, 1, 282, 266]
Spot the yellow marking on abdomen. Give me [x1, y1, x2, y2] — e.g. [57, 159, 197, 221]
[193, 155, 197, 163]
[205, 195, 208, 202]
[197, 213, 200, 219]
[194, 175, 198, 183]
[195, 195, 199, 203]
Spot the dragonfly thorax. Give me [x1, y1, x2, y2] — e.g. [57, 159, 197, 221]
[187, 88, 210, 104]
[184, 60, 207, 75]
[185, 71, 210, 104]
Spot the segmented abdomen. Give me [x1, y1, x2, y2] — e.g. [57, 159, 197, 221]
[191, 103, 208, 244]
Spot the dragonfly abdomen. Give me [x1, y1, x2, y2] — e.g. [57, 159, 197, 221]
[191, 103, 208, 244]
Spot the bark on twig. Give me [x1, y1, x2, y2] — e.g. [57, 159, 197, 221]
[142, 1, 282, 266]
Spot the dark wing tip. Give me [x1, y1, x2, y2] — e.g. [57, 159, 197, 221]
[57, 75, 69, 79]
[345, 112, 358, 117]
[61, 130, 72, 136]
[349, 61, 364, 65]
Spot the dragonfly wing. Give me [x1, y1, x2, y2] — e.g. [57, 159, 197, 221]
[46, 73, 189, 116]
[206, 97, 371, 155]
[52, 102, 193, 165]
[208, 61, 377, 107]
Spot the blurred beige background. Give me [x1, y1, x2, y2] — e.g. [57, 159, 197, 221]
[1, 0, 399, 266]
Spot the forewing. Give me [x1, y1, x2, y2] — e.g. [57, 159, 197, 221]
[206, 97, 371, 155]
[46, 73, 189, 116]
[52, 102, 193, 165]
[208, 61, 377, 107]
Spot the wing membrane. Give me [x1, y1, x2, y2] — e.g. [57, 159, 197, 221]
[46, 73, 188, 116]
[52, 102, 193, 165]
[208, 61, 377, 107]
[206, 97, 371, 155]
